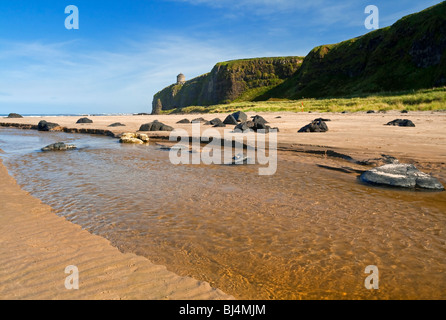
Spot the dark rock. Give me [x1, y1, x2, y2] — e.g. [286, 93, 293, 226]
[360, 164, 444, 190]
[139, 120, 173, 132]
[223, 115, 238, 125]
[177, 119, 191, 124]
[213, 122, 226, 127]
[313, 117, 331, 122]
[135, 113, 150, 115]
[234, 121, 279, 133]
[41, 142, 76, 152]
[205, 118, 223, 126]
[108, 122, 126, 127]
[76, 117, 93, 124]
[38, 120, 60, 131]
[191, 117, 207, 123]
[298, 119, 329, 133]
[251, 115, 268, 124]
[386, 119, 415, 127]
[401, 110, 409, 114]
[341, 111, 348, 114]
[232, 111, 248, 122]
[7, 113, 23, 118]
[275, 116, 282, 119]
[366, 110, 375, 114]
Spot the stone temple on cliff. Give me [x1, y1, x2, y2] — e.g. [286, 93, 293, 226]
[177, 73, 186, 85]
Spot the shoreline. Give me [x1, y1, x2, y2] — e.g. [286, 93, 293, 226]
[0, 157, 233, 300]
[1, 110, 446, 172]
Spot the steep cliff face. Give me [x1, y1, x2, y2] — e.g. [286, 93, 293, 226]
[152, 57, 304, 113]
[261, 1, 446, 99]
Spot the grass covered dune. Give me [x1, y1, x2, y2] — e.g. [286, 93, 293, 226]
[163, 87, 446, 114]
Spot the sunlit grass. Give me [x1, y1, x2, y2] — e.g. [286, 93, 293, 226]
[162, 87, 446, 114]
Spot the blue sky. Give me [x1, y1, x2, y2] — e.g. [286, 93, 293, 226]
[0, 0, 442, 114]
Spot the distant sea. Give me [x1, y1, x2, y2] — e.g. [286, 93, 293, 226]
[1, 113, 136, 117]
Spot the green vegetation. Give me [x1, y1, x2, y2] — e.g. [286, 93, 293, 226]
[161, 87, 446, 114]
[152, 2, 445, 114]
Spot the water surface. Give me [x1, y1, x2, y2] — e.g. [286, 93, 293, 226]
[1, 127, 445, 299]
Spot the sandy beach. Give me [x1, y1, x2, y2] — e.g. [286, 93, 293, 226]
[0, 157, 232, 300]
[1, 111, 445, 300]
[2, 111, 445, 165]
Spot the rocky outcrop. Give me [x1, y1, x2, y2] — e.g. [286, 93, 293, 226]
[108, 122, 126, 127]
[360, 164, 444, 190]
[7, 113, 23, 118]
[41, 142, 76, 151]
[152, 56, 304, 112]
[177, 119, 191, 124]
[223, 115, 238, 125]
[298, 119, 329, 133]
[234, 115, 279, 133]
[139, 121, 174, 132]
[76, 117, 93, 124]
[386, 119, 416, 127]
[38, 120, 60, 131]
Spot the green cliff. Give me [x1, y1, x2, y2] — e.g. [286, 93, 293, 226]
[151, 56, 304, 114]
[260, 1, 446, 100]
[152, 2, 446, 113]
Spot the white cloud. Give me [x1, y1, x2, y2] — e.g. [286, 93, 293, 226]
[0, 35, 286, 114]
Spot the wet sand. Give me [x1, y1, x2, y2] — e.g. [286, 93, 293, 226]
[0, 158, 232, 300]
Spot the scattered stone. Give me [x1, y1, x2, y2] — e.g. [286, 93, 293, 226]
[177, 119, 191, 124]
[108, 122, 126, 127]
[38, 120, 60, 131]
[232, 111, 248, 122]
[213, 122, 226, 127]
[275, 116, 282, 119]
[360, 164, 444, 191]
[7, 113, 23, 118]
[41, 142, 76, 151]
[139, 120, 174, 132]
[298, 119, 329, 133]
[76, 117, 93, 124]
[341, 111, 348, 114]
[366, 110, 375, 114]
[386, 119, 415, 127]
[401, 110, 409, 114]
[223, 115, 238, 125]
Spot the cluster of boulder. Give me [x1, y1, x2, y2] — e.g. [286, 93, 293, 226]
[298, 118, 330, 133]
[234, 115, 279, 133]
[119, 132, 150, 144]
